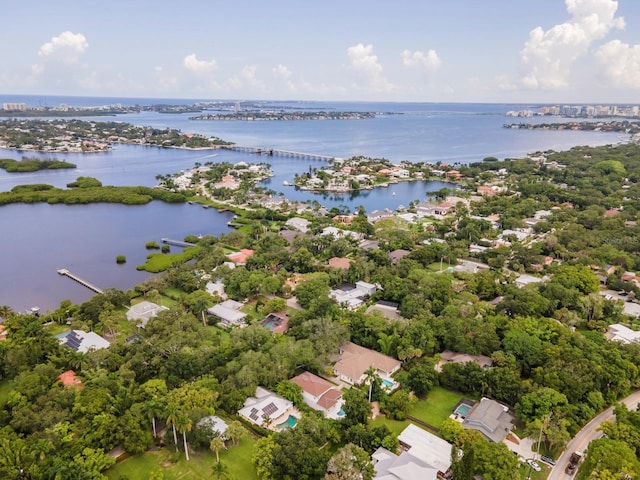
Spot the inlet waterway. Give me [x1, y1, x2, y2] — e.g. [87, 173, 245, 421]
[0, 98, 625, 312]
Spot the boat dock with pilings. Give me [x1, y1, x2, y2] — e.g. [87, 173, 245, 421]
[161, 238, 196, 247]
[56, 268, 103, 294]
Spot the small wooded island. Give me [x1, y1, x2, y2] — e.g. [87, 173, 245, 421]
[0, 157, 76, 172]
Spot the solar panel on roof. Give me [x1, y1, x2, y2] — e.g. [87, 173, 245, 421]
[262, 402, 278, 416]
[250, 412, 259, 421]
[64, 333, 82, 351]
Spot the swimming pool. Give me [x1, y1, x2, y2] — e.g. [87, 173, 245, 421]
[337, 409, 345, 417]
[277, 415, 298, 430]
[454, 403, 472, 417]
[382, 378, 394, 388]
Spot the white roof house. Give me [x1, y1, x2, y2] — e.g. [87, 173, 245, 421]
[197, 416, 229, 438]
[238, 387, 296, 430]
[207, 300, 247, 327]
[514, 274, 545, 288]
[126, 301, 168, 328]
[285, 217, 311, 233]
[372, 424, 453, 479]
[606, 323, 640, 344]
[60, 330, 110, 354]
[623, 303, 640, 318]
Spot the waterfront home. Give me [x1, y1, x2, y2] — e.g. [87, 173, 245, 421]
[207, 300, 247, 328]
[334, 342, 401, 388]
[371, 424, 453, 480]
[415, 201, 451, 219]
[367, 210, 395, 224]
[290, 371, 344, 419]
[320, 226, 363, 241]
[238, 386, 298, 430]
[462, 398, 515, 443]
[126, 301, 168, 328]
[59, 330, 110, 354]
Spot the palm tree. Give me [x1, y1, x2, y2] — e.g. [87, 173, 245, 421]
[209, 435, 226, 463]
[211, 461, 231, 480]
[364, 366, 378, 402]
[176, 413, 192, 461]
[165, 403, 179, 451]
[225, 421, 246, 447]
[0, 305, 14, 321]
[145, 398, 165, 438]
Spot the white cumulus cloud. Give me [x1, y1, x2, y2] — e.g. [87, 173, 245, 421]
[401, 49, 442, 71]
[183, 54, 217, 74]
[520, 0, 624, 89]
[347, 43, 395, 92]
[595, 40, 640, 88]
[272, 64, 292, 80]
[38, 31, 88, 63]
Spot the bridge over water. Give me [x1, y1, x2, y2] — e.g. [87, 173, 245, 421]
[223, 145, 341, 162]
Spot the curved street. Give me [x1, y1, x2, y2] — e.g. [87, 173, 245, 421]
[547, 390, 640, 480]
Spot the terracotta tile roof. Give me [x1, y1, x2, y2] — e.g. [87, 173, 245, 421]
[335, 342, 401, 381]
[318, 388, 342, 410]
[58, 370, 83, 388]
[291, 371, 334, 397]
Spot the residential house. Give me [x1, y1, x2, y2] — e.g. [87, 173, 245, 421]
[436, 351, 493, 372]
[445, 170, 462, 180]
[514, 274, 545, 288]
[290, 372, 344, 419]
[207, 300, 247, 328]
[261, 311, 289, 333]
[623, 303, 640, 319]
[205, 280, 227, 299]
[371, 424, 453, 480]
[0, 325, 7, 341]
[416, 201, 451, 219]
[126, 301, 168, 328]
[321, 226, 363, 241]
[197, 416, 228, 439]
[329, 281, 377, 310]
[59, 330, 110, 354]
[334, 342, 401, 388]
[228, 249, 255, 265]
[462, 398, 515, 443]
[238, 386, 298, 430]
[606, 323, 640, 344]
[388, 249, 410, 264]
[285, 217, 311, 233]
[58, 370, 83, 389]
[329, 257, 352, 271]
[366, 301, 402, 320]
[454, 260, 490, 274]
[367, 210, 395, 224]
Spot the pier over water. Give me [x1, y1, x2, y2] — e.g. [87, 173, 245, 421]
[57, 269, 103, 294]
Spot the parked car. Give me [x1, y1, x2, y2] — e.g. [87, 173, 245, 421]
[527, 459, 541, 472]
[541, 455, 556, 466]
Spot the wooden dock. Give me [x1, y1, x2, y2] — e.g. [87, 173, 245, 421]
[161, 238, 196, 248]
[57, 268, 103, 294]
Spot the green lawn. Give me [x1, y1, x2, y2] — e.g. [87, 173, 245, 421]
[106, 435, 257, 480]
[370, 416, 410, 436]
[516, 460, 550, 479]
[408, 386, 464, 428]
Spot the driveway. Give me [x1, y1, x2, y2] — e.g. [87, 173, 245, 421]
[547, 390, 640, 479]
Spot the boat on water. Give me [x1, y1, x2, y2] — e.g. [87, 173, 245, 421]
[392, 192, 396, 196]
[283, 180, 290, 186]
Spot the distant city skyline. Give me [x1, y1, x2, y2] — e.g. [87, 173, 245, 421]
[2, 0, 640, 103]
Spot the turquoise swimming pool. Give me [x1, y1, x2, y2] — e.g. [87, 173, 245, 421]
[277, 415, 297, 430]
[382, 378, 394, 388]
[454, 403, 473, 417]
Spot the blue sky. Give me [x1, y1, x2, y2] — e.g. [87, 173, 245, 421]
[2, 0, 640, 102]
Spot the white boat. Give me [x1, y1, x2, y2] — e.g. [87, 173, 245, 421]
[283, 181, 290, 186]
[392, 192, 396, 196]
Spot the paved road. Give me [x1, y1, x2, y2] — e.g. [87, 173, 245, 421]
[547, 390, 640, 480]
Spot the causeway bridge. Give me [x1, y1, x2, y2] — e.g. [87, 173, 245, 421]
[57, 269, 103, 294]
[223, 145, 340, 162]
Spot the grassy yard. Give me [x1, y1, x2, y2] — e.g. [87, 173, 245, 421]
[516, 460, 550, 479]
[408, 386, 464, 428]
[106, 435, 257, 480]
[370, 416, 410, 436]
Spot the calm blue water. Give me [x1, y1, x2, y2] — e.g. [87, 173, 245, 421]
[0, 95, 626, 311]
